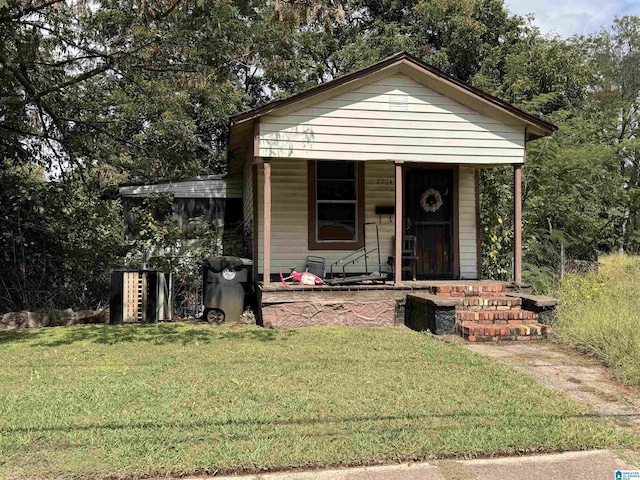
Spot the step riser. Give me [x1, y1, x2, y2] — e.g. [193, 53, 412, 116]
[458, 324, 550, 336]
[462, 335, 547, 342]
[456, 311, 536, 322]
[455, 322, 552, 342]
[459, 297, 522, 309]
[432, 285, 506, 297]
[462, 319, 539, 325]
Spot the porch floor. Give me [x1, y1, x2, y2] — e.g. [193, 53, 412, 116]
[260, 279, 515, 293]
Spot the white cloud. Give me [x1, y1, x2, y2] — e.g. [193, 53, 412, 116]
[505, 0, 622, 38]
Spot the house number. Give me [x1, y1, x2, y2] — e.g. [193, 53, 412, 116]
[376, 178, 393, 185]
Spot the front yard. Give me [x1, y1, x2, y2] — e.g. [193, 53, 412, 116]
[0, 324, 633, 478]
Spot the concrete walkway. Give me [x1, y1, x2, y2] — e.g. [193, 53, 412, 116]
[188, 450, 635, 480]
[466, 341, 640, 429]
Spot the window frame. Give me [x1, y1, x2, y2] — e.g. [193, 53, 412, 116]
[307, 160, 365, 251]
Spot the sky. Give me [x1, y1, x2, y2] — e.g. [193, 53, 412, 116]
[505, 0, 640, 38]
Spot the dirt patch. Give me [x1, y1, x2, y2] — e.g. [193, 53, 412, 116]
[467, 341, 640, 429]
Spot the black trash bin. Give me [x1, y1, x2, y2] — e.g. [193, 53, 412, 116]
[201, 256, 253, 324]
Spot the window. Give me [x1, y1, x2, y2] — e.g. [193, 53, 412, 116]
[308, 160, 364, 250]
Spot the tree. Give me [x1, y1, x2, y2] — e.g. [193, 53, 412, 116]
[582, 17, 640, 252]
[0, 0, 273, 311]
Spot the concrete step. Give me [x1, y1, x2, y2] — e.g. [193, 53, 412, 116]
[459, 296, 522, 310]
[455, 321, 552, 342]
[455, 309, 536, 323]
[432, 283, 507, 297]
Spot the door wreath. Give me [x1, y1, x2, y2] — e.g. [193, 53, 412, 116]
[420, 188, 443, 213]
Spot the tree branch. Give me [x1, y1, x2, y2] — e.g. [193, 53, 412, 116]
[154, 0, 183, 19]
[30, 61, 114, 101]
[3, 0, 67, 22]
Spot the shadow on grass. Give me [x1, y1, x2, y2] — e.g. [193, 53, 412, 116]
[0, 323, 287, 347]
[0, 329, 46, 345]
[3, 410, 634, 435]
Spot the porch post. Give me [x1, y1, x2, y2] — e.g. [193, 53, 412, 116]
[263, 158, 271, 286]
[394, 161, 404, 285]
[513, 163, 522, 284]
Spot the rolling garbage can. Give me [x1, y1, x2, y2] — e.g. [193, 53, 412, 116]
[201, 256, 253, 324]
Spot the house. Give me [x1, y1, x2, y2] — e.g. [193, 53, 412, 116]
[123, 52, 559, 340]
[224, 53, 558, 337]
[227, 52, 554, 285]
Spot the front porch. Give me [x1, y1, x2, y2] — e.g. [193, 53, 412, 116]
[258, 280, 557, 341]
[260, 279, 513, 292]
[253, 158, 524, 285]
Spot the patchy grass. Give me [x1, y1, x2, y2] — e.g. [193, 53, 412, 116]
[0, 323, 631, 479]
[555, 254, 640, 386]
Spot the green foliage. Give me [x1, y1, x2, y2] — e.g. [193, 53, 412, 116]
[2, 0, 640, 307]
[0, 163, 127, 311]
[123, 194, 227, 316]
[554, 255, 640, 386]
[477, 19, 638, 289]
[1, 0, 266, 311]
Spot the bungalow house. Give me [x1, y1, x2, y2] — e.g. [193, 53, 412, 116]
[123, 52, 559, 340]
[227, 52, 554, 280]
[224, 53, 558, 337]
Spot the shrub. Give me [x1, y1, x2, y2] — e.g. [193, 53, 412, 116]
[554, 255, 640, 385]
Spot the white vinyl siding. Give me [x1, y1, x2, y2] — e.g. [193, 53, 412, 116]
[256, 159, 396, 275]
[459, 165, 478, 279]
[259, 74, 525, 165]
[255, 159, 478, 278]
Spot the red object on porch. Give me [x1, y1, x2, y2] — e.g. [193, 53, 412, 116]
[279, 270, 324, 288]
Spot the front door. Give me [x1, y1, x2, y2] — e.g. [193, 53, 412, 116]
[405, 168, 454, 279]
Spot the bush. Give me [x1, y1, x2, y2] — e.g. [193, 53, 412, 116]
[554, 254, 640, 385]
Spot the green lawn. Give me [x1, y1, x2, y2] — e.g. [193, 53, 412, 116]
[0, 324, 631, 478]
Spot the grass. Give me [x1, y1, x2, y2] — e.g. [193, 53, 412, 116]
[554, 254, 640, 386]
[0, 323, 633, 479]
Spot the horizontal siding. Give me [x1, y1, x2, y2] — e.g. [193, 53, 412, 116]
[120, 177, 242, 199]
[262, 143, 522, 157]
[261, 124, 523, 140]
[267, 110, 510, 124]
[258, 150, 516, 163]
[263, 117, 519, 132]
[259, 73, 525, 165]
[260, 133, 521, 149]
[255, 159, 479, 279]
[256, 159, 395, 275]
[459, 165, 478, 279]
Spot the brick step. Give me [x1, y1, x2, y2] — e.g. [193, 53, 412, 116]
[458, 296, 522, 310]
[432, 284, 507, 297]
[455, 321, 552, 342]
[456, 309, 536, 323]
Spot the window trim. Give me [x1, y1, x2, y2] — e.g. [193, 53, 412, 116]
[308, 160, 365, 251]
